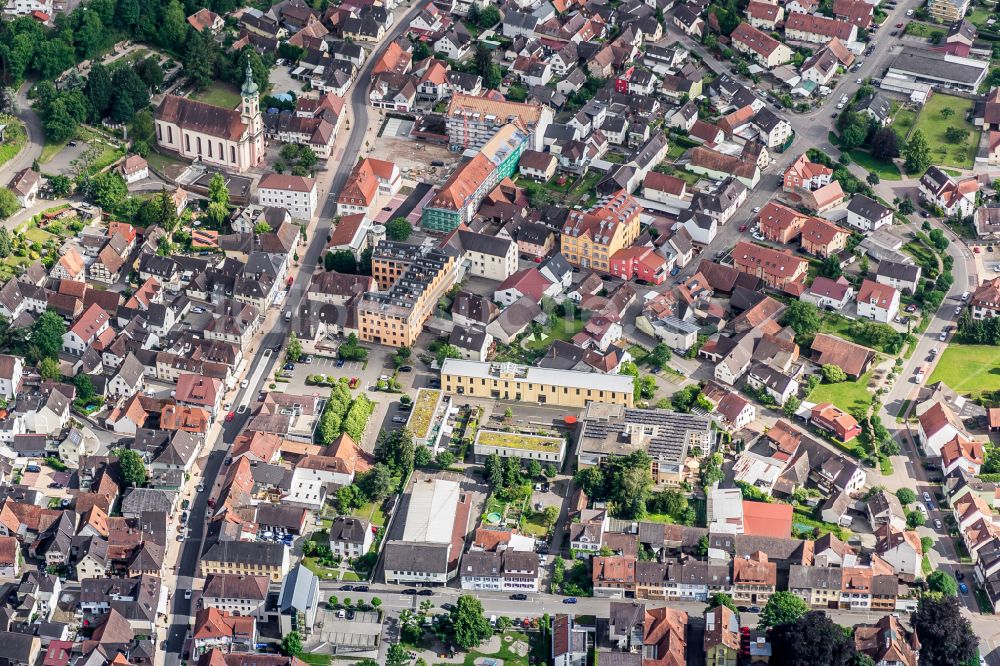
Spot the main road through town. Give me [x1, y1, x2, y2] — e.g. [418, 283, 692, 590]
[161, 3, 431, 662]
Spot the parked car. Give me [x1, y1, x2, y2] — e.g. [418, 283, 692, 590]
[354, 585, 369, 592]
[402, 589, 417, 595]
[417, 589, 433, 596]
[959, 582, 969, 594]
[392, 416, 408, 424]
[184, 589, 192, 600]
[510, 593, 528, 600]
[241, 379, 249, 388]
[441, 603, 456, 611]
[336, 359, 346, 367]
[399, 366, 412, 372]
[563, 597, 578, 604]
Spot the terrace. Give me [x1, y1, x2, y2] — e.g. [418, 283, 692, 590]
[475, 429, 564, 453]
[406, 388, 444, 445]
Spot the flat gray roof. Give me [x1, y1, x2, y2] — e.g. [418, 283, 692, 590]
[887, 47, 987, 87]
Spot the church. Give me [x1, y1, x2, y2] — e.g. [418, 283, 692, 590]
[154, 65, 265, 173]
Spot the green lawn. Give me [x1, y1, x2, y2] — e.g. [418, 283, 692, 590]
[792, 508, 851, 541]
[88, 143, 125, 173]
[145, 149, 188, 175]
[808, 371, 874, 417]
[354, 499, 386, 527]
[927, 344, 1000, 397]
[912, 93, 980, 169]
[903, 21, 942, 38]
[23, 226, 55, 244]
[523, 318, 585, 351]
[848, 149, 901, 180]
[0, 120, 26, 169]
[191, 81, 243, 109]
[298, 655, 332, 666]
[456, 631, 546, 666]
[891, 107, 918, 140]
[968, 6, 992, 28]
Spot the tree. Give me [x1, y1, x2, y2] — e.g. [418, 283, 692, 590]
[871, 127, 900, 161]
[912, 595, 978, 666]
[859, 254, 870, 276]
[542, 504, 559, 530]
[898, 197, 915, 215]
[476, 4, 501, 27]
[449, 595, 493, 649]
[818, 255, 843, 280]
[31, 311, 67, 361]
[47, 175, 71, 198]
[357, 463, 395, 500]
[473, 42, 500, 88]
[375, 428, 415, 476]
[116, 448, 147, 487]
[706, 592, 738, 613]
[435, 344, 462, 365]
[38, 357, 61, 381]
[866, 171, 880, 186]
[280, 631, 303, 658]
[414, 445, 433, 467]
[782, 395, 801, 418]
[206, 173, 230, 227]
[648, 343, 672, 370]
[904, 129, 931, 175]
[940, 107, 954, 119]
[821, 364, 847, 384]
[670, 384, 701, 413]
[183, 30, 216, 90]
[386, 217, 412, 241]
[86, 63, 113, 117]
[386, 643, 411, 666]
[945, 126, 969, 144]
[74, 373, 95, 402]
[370, 597, 382, 609]
[906, 509, 926, 529]
[286, 333, 302, 362]
[0, 189, 17, 220]
[769, 611, 856, 666]
[758, 591, 808, 629]
[326, 250, 357, 274]
[436, 449, 455, 468]
[926, 570, 958, 596]
[393, 346, 411, 368]
[159, 0, 188, 50]
[895, 488, 916, 505]
[853, 655, 876, 666]
[782, 301, 821, 343]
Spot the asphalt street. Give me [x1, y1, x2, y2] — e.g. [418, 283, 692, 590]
[161, 3, 431, 662]
[0, 81, 43, 187]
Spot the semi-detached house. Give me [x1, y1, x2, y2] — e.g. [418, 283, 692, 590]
[62, 304, 110, 356]
[730, 22, 793, 68]
[732, 241, 808, 290]
[784, 13, 858, 45]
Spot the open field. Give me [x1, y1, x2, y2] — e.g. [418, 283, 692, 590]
[848, 149, 901, 180]
[191, 81, 242, 109]
[0, 119, 26, 169]
[912, 94, 979, 169]
[808, 370, 874, 416]
[927, 344, 1000, 397]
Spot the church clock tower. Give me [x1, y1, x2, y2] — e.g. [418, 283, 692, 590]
[240, 63, 265, 167]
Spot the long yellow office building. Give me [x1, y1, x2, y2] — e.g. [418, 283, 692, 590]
[440, 359, 634, 408]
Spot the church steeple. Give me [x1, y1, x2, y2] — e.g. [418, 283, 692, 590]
[241, 62, 259, 97]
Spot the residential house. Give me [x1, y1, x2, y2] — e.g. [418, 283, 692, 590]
[730, 22, 793, 68]
[918, 166, 978, 218]
[732, 242, 808, 290]
[800, 218, 849, 258]
[846, 195, 893, 232]
[857, 279, 900, 323]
